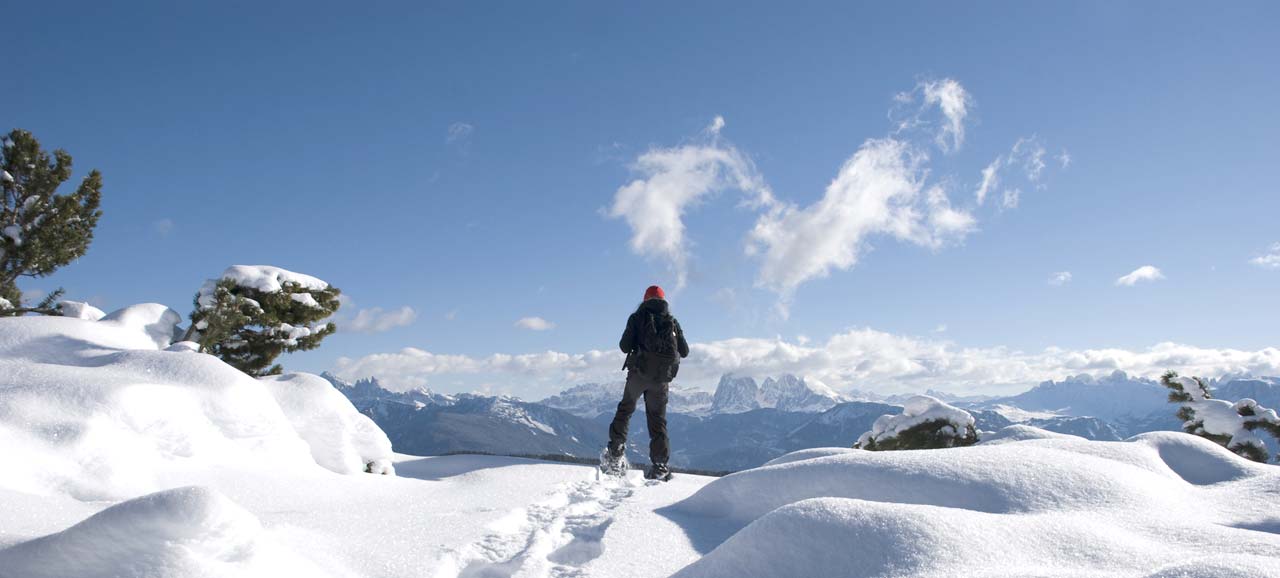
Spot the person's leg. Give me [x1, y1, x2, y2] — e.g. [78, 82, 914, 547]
[643, 379, 670, 465]
[607, 370, 645, 453]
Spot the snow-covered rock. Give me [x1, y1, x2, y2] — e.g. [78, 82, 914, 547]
[855, 395, 976, 449]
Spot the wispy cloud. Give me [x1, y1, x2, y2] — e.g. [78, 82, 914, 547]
[446, 122, 474, 144]
[153, 218, 174, 236]
[1250, 243, 1280, 269]
[1057, 149, 1072, 169]
[748, 138, 975, 310]
[515, 316, 555, 331]
[894, 78, 973, 153]
[607, 116, 772, 288]
[345, 306, 418, 333]
[1116, 265, 1164, 286]
[1048, 271, 1073, 286]
[976, 157, 1001, 205]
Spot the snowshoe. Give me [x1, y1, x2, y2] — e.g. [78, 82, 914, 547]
[644, 463, 673, 482]
[599, 445, 629, 478]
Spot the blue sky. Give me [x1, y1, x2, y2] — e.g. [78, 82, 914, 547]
[6, 1, 1279, 397]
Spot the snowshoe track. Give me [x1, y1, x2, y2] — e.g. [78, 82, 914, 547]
[445, 478, 634, 578]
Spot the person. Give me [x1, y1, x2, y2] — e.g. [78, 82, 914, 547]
[602, 285, 689, 481]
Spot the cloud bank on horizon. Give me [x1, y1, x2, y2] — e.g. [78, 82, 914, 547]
[331, 328, 1280, 398]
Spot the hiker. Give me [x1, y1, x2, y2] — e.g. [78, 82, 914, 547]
[601, 285, 689, 481]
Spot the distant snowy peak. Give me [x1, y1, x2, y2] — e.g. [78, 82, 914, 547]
[539, 381, 714, 417]
[321, 373, 451, 409]
[710, 373, 846, 414]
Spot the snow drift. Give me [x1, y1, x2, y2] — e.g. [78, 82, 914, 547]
[0, 304, 393, 501]
[0, 485, 329, 578]
[670, 429, 1280, 577]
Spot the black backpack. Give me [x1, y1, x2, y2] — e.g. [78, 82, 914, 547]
[636, 312, 680, 381]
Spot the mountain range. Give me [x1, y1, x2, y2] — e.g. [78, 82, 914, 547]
[323, 370, 1280, 472]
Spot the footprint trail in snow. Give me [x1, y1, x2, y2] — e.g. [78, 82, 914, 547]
[440, 475, 637, 578]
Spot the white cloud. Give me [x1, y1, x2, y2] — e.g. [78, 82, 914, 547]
[976, 157, 1001, 205]
[1048, 271, 1073, 286]
[344, 306, 418, 333]
[921, 78, 972, 153]
[707, 115, 726, 135]
[1250, 243, 1280, 269]
[1116, 265, 1165, 286]
[607, 118, 772, 288]
[515, 316, 555, 331]
[446, 122, 474, 144]
[747, 138, 975, 303]
[1001, 187, 1021, 210]
[1012, 137, 1047, 182]
[330, 328, 1280, 398]
[1057, 149, 1072, 169]
[933, 324, 948, 333]
[153, 218, 174, 236]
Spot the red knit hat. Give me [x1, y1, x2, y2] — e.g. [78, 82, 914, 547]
[643, 285, 665, 300]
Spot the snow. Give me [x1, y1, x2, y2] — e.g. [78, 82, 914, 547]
[670, 430, 1280, 577]
[856, 394, 974, 447]
[290, 291, 322, 308]
[197, 264, 329, 309]
[1175, 375, 1280, 456]
[4, 309, 1280, 577]
[0, 486, 328, 578]
[2, 224, 21, 245]
[258, 373, 394, 475]
[1, 170, 12, 182]
[58, 300, 106, 321]
[0, 296, 10, 310]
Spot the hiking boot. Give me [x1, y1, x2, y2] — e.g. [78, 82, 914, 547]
[644, 463, 672, 482]
[599, 445, 628, 477]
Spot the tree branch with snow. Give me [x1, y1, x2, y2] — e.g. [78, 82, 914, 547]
[1161, 370, 1280, 463]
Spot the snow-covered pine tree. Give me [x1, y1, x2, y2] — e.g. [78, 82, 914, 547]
[1161, 370, 1280, 463]
[0, 130, 103, 315]
[855, 395, 979, 451]
[187, 266, 341, 376]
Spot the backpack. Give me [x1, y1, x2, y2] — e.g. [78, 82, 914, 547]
[636, 312, 680, 382]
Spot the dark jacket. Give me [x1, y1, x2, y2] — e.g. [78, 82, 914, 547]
[619, 299, 690, 358]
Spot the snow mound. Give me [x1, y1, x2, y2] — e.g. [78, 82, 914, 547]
[0, 486, 329, 578]
[258, 373, 394, 475]
[58, 300, 106, 321]
[856, 394, 974, 448]
[0, 306, 393, 501]
[99, 303, 184, 348]
[979, 424, 1083, 445]
[672, 432, 1280, 577]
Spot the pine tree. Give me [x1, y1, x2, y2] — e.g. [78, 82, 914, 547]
[1161, 370, 1280, 463]
[0, 130, 103, 315]
[187, 268, 341, 376]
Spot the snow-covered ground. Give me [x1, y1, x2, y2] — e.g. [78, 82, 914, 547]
[3, 308, 1280, 577]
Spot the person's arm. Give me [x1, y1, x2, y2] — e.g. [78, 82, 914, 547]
[619, 313, 638, 353]
[674, 318, 689, 358]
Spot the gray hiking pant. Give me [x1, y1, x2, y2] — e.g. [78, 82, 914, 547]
[607, 369, 669, 465]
